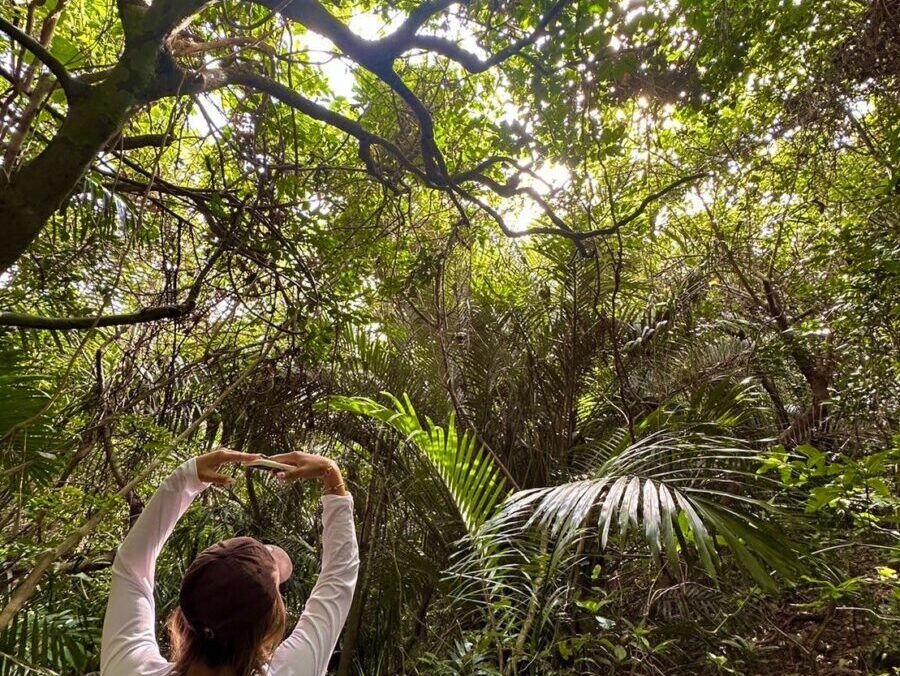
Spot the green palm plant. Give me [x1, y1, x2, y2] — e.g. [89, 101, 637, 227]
[0, 607, 99, 675]
[436, 395, 805, 672]
[0, 347, 63, 490]
[327, 392, 509, 538]
[496, 426, 803, 592]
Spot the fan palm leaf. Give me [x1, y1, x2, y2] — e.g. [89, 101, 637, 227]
[495, 430, 803, 591]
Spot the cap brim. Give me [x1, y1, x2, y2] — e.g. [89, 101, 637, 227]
[265, 544, 293, 584]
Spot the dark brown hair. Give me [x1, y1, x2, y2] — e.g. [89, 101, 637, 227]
[167, 596, 286, 676]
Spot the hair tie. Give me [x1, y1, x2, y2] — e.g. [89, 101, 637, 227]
[202, 626, 216, 640]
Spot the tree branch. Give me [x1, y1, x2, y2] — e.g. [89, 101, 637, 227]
[465, 170, 580, 235]
[255, 0, 374, 63]
[241, 0, 567, 190]
[253, 0, 452, 182]
[106, 132, 174, 151]
[376, 68, 447, 181]
[451, 184, 587, 255]
[171, 35, 273, 57]
[206, 68, 430, 184]
[0, 17, 86, 100]
[141, 0, 209, 42]
[0, 305, 191, 330]
[406, 0, 572, 73]
[452, 170, 707, 249]
[0, 245, 224, 330]
[611, 172, 708, 230]
[381, 0, 459, 54]
[2, 551, 116, 586]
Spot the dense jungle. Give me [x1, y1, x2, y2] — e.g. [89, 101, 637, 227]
[0, 0, 898, 672]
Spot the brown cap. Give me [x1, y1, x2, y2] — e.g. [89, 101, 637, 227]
[179, 537, 292, 642]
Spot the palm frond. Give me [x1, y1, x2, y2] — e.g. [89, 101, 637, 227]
[327, 393, 509, 537]
[0, 347, 63, 488]
[496, 430, 803, 591]
[0, 608, 98, 675]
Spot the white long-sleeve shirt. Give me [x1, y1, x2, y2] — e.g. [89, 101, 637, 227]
[100, 458, 359, 676]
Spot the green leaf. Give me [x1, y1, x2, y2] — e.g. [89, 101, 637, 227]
[328, 393, 509, 536]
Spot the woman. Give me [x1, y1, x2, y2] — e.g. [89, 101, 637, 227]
[100, 448, 359, 676]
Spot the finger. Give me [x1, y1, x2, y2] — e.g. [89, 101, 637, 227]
[208, 473, 234, 487]
[219, 451, 262, 464]
[233, 452, 263, 464]
[276, 467, 307, 481]
[269, 452, 300, 465]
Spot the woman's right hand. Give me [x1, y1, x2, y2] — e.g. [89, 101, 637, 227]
[196, 448, 261, 486]
[269, 451, 347, 495]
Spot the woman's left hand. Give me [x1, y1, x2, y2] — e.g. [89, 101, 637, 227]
[196, 448, 261, 486]
[267, 451, 347, 495]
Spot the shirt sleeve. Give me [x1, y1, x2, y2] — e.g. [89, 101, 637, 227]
[269, 494, 360, 676]
[100, 458, 208, 676]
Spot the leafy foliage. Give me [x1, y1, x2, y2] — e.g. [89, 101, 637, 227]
[0, 0, 897, 672]
[0, 609, 98, 675]
[500, 429, 801, 591]
[0, 347, 63, 487]
[328, 393, 509, 537]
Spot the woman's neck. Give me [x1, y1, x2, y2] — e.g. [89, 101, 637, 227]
[185, 663, 235, 676]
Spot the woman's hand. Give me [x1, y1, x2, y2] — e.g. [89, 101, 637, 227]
[269, 451, 347, 495]
[196, 448, 261, 486]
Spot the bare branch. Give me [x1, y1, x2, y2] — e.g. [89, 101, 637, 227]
[142, 0, 210, 42]
[451, 184, 588, 255]
[376, 68, 447, 181]
[0, 305, 193, 330]
[381, 0, 459, 53]
[2, 551, 115, 586]
[612, 171, 708, 230]
[204, 68, 431, 184]
[452, 171, 707, 249]
[449, 155, 519, 183]
[461, 170, 576, 234]
[255, 0, 374, 62]
[171, 36, 273, 57]
[107, 132, 175, 151]
[253, 0, 455, 181]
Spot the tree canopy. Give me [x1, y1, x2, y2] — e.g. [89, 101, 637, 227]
[0, 0, 897, 672]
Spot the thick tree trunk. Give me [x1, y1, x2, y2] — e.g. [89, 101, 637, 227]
[0, 79, 137, 271]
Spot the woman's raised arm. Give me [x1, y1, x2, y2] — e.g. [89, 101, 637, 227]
[268, 453, 360, 676]
[100, 449, 258, 676]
